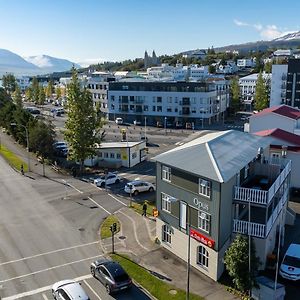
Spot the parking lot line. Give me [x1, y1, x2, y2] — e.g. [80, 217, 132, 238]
[0, 241, 100, 266]
[83, 280, 102, 300]
[0, 255, 102, 284]
[42, 293, 49, 300]
[88, 197, 111, 215]
[65, 181, 83, 194]
[108, 193, 127, 206]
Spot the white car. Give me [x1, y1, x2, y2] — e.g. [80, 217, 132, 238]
[115, 117, 123, 125]
[279, 243, 300, 281]
[94, 173, 120, 188]
[52, 279, 90, 300]
[124, 180, 155, 196]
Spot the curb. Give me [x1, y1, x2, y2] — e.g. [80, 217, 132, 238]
[132, 279, 158, 300]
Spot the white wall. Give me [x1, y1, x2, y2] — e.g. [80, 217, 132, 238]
[270, 65, 288, 107]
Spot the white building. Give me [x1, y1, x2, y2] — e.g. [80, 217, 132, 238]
[16, 76, 30, 92]
[237, 58, 256, 68]
[270, 64, 288, 107]
[182, 49, 206, 60]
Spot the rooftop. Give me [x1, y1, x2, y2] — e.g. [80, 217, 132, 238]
[252, 105, 300, 120]
[95, 141, 144, 149]
[254, 128, 300, 146]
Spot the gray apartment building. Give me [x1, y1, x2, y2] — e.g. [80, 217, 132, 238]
[153, 130, 292, 280]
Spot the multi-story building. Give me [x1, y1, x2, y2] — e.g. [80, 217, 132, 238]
[107, 80, 229, 127]
[153, 130, 292, 281]
[237, 58, 256, 69]
[16, 76, 30, 92]
[270, 59, 300, 108]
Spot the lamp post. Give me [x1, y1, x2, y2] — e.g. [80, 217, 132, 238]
[144, 116, 147, 141]
[164, 117, 167, 135]
[129, 184, 133, 207]
[11, 123, 30, 172]
[186, 203, 191, 300]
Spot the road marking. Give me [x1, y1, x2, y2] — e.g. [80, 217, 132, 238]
[65, 181, 83, 194]
[91, 183, 104, 191]
[2, 274, 93, 300]
[108, 193, 127, 206]
[0, 241, 100, 266]
[42, 293, 49, 300]
[0, 255, 102, 284]
[84, 279, 102, 299]
[175, 141, 180, 145]
[88, 197, 111, 215]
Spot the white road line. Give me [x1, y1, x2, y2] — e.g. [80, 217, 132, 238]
[83, 280, 102, 300]
[91, 183, 104, 191]
[108, 193, 127, 206]
[0, 241, 100, 266]
[175, 142, 180, 145]
[66, 182, 83, 194]
[0, 255, 102, 284]
[88, 197, 111, 215]
[2, 274, 93, 300]
[42, 293, 49, 300]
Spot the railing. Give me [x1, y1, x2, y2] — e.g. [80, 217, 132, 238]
[233, 220, 265, 238]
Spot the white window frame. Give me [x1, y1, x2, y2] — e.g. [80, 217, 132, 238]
[162, 224, 172, 244]
[197, 245, 209, 268]
[161, 192, 172, 213]
[198, 210, 211, 233]
[199, 178, 211, 197]
[162, 165, 171, 182]
[244, 164, 249, 179]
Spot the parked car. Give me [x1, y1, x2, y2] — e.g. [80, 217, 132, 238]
[90, 259, 132, 294]
[52, 279, 90, 300]
[185, 122, 192, 129]
[156, 121, 163, 128]
[124, 180, 155, 196]
[279, 243, 300, 280]
[133, 120, 141, 125]
[53, 141, 67, 149]
[94, 173, 120, 187]
[175, 121, 183, 129]
[115, 117, 123, 125]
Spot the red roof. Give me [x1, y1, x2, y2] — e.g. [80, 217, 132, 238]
[254, 128, 300, 146]
[252, 105, 300, 120]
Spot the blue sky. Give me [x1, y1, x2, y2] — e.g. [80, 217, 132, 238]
[0, 0, 299, 65]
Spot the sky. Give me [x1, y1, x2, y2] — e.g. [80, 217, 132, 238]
[1, 0, 300, 66]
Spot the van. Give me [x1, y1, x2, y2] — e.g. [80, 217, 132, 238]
[115, 117, 123, 125]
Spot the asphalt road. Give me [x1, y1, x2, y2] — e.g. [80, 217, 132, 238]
[0, 155, 152, 300]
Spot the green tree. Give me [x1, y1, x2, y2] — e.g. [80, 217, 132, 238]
[2, 74, 16, 94]
[55, 86, 62, 99]
[264, 61, 272, 73]
[254, 72, 269, 111]
[224, 235, 260, 292]
[230, 77, 240, 113]
[38, 86, 46, 105]
[31, 77, 40, 103]
[64, 68, 100, 172]
[25, 87, 33, 101]
[13, 85, 23, 108]
[208, 65, 216, 74]
[46, 80, 54, 99]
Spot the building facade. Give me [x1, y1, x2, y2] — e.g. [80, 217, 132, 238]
[153, 130, 292, 281]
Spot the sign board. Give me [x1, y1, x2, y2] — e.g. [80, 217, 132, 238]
[190, 228, 215, 248]
[152, 208, 159, 217]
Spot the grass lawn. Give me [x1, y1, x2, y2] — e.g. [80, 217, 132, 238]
[100, 215, 120, 239]
[0, 144, 28, 172]
[130, 200, 156, 217]
[111, 253, 204, 300]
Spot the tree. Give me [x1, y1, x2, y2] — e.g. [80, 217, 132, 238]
[208, 65, 216, 74]
[13, 85, 23, 108]
[64, 68, 100, 172]
[38, 86, 46, 105]
[230, 77, 240, 113]
[2, 74, 17, 94]
[25, 87, 33, 101]
[254, 72, 269, 111]
[264, 61, 272, 74]
[224, 235, 260, 292]
[55, 86, 62, 99]
[31, 77, 40, 103]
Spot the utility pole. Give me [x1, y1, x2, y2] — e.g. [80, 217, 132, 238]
[144, 116, 147, 141]
[110, 222, 117, 254]
[187, 204, 191, 300]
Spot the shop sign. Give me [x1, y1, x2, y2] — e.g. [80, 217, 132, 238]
[190, 229, 215, 248]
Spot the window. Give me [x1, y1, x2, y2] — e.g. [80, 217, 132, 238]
[198, 211, 211, 233]
[197, 245, 209, 268]
[157, 106, 162, 112]
[199, 178, 211, 197]
[244, 164, 249, 179]
[162, 165, 171, 182]
[161, 192, 172, 212]
[144, 105, 149, 111]
[104, 152, 108, 158]
[116, 153, 121, 159]
[157, 96, 162, 103]
[162, 224, 172, 244]
[110, 153, 115, 159]
[132, 152, 137, 159]
[167, 107, 172, 112]
[153, 106, 156, 111]
[99, 152, 102, 158]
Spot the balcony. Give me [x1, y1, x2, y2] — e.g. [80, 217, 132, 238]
[234, 159, 291, 205]
[180, 98, 191, 106]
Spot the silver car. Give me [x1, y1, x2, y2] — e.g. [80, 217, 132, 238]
[52, 279, 90, 300]
[124, 180, 155, 196]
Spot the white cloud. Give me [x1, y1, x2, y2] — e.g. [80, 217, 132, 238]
[233, 19, 297, 40]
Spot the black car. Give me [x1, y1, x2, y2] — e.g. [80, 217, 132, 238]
[91, 259, 132, 294]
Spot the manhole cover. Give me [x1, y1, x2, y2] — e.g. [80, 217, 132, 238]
[78, 228, 85, 231]
[119, 236, 126, 240]
[169, 290, 177, 295]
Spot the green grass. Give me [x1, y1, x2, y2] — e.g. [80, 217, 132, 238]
[100, 215, 120, 239]
[130, 200, 156, 216]
[111, 254, 204, 300]
[0, 144, 28, 172]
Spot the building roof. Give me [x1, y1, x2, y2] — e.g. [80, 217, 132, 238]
[252, 105, 300, 120]
[254, 128, 300, 146]
[95, 141, 144, 149]
[153, 130, 270, 183]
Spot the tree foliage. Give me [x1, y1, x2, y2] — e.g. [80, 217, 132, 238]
[13, 85, 23, 108]
[230, 77, 240, 113]
[254, 72, 269, 111]
[64, 68, 101, 171]
[55, 86, 62, 99]
[224, 235, 260, 292]
[46, 79, 54, 99]
[2, 74, 16, 94]
[31, 77, 40, 103]
[38, 86, 46, 105]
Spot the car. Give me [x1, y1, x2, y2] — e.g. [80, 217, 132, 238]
[53, 141, 67, 149]
[185, 122, 192, 129]
[91, 259, 132, 294]
[115, 117, 123, 125]
[175, 121, 183, 129]
[133, 120, 141, 125]
[279, 243, 300, 281]
[94, 173, 120, 187]
[124, 180, 155, 196]
[156, 121, 163, 128]
[52, 279, 90, 300]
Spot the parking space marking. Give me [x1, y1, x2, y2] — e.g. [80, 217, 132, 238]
[83, 280, 102, 300]
[88, 197, 111, 215]
[0, 255, 102, 284]
[108, 193, 127, 206]
[2, 274, 93, 300]
[42, 293, 49, 300]
[65, 181, 83, 194]
[0, 241, 100, 266]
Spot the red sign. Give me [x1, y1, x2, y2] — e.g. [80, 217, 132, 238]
[190, 229, 215, 248]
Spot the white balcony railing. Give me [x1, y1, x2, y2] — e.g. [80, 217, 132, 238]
[234, 160, 291, 205]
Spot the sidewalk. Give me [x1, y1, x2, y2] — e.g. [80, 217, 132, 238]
[101, 207, 237, 300]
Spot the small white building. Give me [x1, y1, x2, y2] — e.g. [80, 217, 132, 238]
[237, 58, 256, 68]
[84, 141, 147, 168]
[270, 64, 288, 107]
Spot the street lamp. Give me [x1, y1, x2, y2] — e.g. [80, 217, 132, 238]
[11, 123, 30, 172]
[164, 117, 167, 135]
[144, 116, 147, 141]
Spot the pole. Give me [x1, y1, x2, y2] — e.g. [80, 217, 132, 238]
[24, 126, 30, 172]
[274, 209, 283, 299]
[248, 197, 251, 298]
[164, 117, 167, 135]
[144, 116, 147, 141]
[112, 228, 115, 254]
[186, 204, 190, 300]
[129, 187, 132, 207]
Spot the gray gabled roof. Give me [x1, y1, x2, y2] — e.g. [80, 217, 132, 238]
[153, 130, 271, 183]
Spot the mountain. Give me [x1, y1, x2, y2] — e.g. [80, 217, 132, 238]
[272, 31, 300, 42]
[0, 49, 39, 76]
[24, 55, 81, 73]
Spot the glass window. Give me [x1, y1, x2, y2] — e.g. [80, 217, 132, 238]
[198, 211, 211, 233]
[197, 245, 209, 268]
[110, 153, 115, 159]
[162, 165, 171, 182]
[199, 178, 211, 197]
[157, 106, 162, 112]
[162, 224, 172, 244]
[132, 152, 137, 159]
[104, 152, 108, 158]
[116, 153, 121, 159]
[161, 192, 173, 213]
